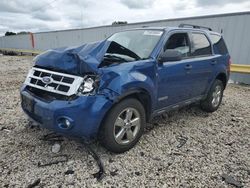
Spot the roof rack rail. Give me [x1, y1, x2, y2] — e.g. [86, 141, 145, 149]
[179, 24, 212, 31]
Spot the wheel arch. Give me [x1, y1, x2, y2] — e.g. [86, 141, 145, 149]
[115, 88, 153, 121]
[215, 72, 227, 89]
[98, 88, 152, 135]
[97, 88, 152, 142]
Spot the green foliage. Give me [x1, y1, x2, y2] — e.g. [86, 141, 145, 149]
[5, 31, 16, 36]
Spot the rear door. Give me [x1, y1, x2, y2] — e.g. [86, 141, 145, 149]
[187, 32, 216, 98]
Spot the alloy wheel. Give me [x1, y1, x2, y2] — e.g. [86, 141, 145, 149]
[113, 107, 141, 145]
[211, 85, 222, 107]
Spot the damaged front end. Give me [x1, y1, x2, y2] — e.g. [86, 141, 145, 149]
[20, 40, 124, 139]
[26, 39, 123, 101]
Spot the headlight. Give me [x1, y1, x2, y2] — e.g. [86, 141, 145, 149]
[77, 76, 99, 95]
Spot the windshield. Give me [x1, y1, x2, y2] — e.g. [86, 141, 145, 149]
[106, 30, 163, 60]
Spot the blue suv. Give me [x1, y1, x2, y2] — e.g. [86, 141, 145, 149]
[20, 24, 231, 153]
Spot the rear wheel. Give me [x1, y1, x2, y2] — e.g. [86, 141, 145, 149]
[201, 79, 224, 112]
[99, 98, 145, 153]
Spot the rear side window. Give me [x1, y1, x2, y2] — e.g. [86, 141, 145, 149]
[210, 34, 228, 55]
[191, 33, 212, 56]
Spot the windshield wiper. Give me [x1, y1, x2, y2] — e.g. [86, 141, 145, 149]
[104, 54, 128, 62]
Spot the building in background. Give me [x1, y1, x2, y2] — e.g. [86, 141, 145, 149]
[0, 12, 250, 84]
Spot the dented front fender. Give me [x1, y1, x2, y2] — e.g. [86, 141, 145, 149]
[97, 59, 158, 108]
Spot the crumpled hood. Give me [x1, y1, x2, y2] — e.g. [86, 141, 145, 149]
[34, 40, 111, 75]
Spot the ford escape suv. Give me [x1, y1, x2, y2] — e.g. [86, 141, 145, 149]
[20, 24, 231, 153]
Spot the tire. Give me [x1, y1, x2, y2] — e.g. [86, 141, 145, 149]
[99, 98, 146, 153]
[200, 79, 224, 112]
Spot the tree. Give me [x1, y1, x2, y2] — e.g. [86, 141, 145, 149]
[5, 31, 16, 36]
[17, 31, 29, 35]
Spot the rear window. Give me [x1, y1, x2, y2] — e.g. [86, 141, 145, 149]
[191, 33, 212, 56]
[210, 34, 228, 55]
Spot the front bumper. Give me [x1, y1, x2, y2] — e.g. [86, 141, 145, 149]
[20, 87, 113, 139]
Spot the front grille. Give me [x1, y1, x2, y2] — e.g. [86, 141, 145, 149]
[24, 67, 84, 96]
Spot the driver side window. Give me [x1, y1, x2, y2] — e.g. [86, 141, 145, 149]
[164, 33, 191, 58]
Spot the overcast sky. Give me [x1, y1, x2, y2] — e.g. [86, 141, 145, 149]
[0, 0, 250, 36]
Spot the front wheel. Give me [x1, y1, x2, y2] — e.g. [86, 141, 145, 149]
[99, 98, 145, 153]
[200, 79, 224, 112]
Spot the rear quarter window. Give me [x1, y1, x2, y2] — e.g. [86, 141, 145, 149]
[210, 34, 228, 55]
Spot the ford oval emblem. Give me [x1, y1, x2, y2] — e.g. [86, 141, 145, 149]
[42, 76, 53, 84]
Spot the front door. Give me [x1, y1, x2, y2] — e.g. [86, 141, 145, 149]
[157, 32, 193, 109]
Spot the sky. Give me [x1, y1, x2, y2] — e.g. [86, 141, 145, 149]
[0, 0, 250, 36]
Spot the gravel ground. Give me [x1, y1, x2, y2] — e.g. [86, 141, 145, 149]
[0, 55, 249, 188]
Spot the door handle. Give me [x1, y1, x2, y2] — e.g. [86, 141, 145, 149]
[185, 64, 192, 70]
[211, 60, 217, 65]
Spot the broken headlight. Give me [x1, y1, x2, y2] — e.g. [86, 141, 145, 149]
[77, 76, 99, 95]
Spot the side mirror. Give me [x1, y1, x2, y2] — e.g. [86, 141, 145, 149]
[158, 49, 182, 63]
